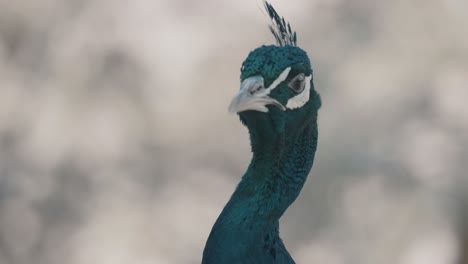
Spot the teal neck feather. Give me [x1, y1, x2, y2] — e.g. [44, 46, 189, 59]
[202, 95, 320, 264]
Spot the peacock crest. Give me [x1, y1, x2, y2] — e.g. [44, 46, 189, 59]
[264, 1, 297, 46]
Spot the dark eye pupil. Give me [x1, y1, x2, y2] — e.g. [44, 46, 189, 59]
[292, 80, 302, 90]
[288, 74, 306, 93]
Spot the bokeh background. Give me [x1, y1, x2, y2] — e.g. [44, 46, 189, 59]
[0, 0, 467, 263]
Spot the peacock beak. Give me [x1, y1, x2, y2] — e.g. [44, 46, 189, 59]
[228, 67, 291, 113]
[228, 77, 285, 113]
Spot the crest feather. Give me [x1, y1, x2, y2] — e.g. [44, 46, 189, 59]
[264, 1, 297, 46]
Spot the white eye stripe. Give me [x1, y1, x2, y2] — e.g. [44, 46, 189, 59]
[255, 67, 291, 97]
[267, 67, 291, 91]
[286, 75, 312, 110]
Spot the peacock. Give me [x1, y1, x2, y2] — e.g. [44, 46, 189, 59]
[202, 2, 321, 263]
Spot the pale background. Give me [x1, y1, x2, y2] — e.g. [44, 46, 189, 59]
[0, 0, 467, 263]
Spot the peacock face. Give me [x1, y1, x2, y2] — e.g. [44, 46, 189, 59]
[229, 45, 312, 113]
[229, 45, 319, 137]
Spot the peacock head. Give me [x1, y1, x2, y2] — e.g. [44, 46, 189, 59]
[228, 2, 321, 142]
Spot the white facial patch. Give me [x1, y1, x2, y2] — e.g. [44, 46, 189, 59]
[256, 67, 291, 97]
[286, 75, 312, 110]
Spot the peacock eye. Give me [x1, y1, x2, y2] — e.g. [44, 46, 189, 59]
[287, 73, 306, 93]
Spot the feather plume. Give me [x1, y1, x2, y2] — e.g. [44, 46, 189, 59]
[264, 1, 297, 46]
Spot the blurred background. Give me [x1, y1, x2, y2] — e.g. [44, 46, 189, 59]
[0, 0, 467, 263]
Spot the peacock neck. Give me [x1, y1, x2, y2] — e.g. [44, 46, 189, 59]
[213, 112, 317, 230]
[202, 112, 319, 264]
[238, 112, 319, 220]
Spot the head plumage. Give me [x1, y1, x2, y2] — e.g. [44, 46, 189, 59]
[264, 1, 297, 46]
